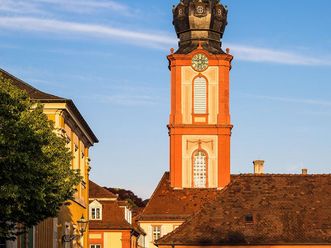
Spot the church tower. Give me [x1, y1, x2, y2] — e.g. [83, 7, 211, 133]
[168, 0, 233, 189]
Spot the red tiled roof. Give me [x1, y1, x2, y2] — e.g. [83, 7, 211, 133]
[89, 200, 132, 230]
[89, 181, 144, 235]
[89, 180, 117, 199]
[133, 207, 145, 219]
[157, 174, 331, 245]
[139, 172, 223, 221]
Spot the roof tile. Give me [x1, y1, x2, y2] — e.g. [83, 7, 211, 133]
[157, 174, 331, 245]
[89, 180, 117, 199]
[139, 172, 223, 221]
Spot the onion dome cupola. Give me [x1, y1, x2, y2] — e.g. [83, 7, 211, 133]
[173, 0, 228, 54]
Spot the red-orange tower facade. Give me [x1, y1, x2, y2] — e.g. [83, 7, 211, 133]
[168, 0, 233, 189]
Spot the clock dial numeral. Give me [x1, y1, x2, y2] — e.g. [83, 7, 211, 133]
[196, 6, 204, 14]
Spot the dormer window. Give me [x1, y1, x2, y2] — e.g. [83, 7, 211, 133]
[89, 200, 102, 220]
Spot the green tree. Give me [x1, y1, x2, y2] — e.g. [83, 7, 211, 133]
[0, 74, 81, 240]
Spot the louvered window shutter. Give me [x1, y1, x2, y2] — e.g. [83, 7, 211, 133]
[194, 77, 207, 114]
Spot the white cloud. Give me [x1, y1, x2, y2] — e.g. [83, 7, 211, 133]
[227, 44, 331, 66]
[0, 17, 175, 47]
[0, 0, 130, 15]
[0, 0, 44, 14]
[0, 16, 330, 66]
[243, 94, 331, 107]
[32, 0, 129, 13]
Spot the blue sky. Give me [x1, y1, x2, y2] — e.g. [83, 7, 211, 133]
[1, 0, 331, 199]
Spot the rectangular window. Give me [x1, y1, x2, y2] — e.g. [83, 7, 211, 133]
[124, 208, 132, 224]
[152, 226, 161, 242]
[91, 208, 101, 220]
[90, 245, 101, 248]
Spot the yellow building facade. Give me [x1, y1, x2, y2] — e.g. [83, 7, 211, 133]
[88, 181, 143, 248]
[138, 222, 182, 248]
[1, 69, 98, 248]
[44, 101, 98, 248]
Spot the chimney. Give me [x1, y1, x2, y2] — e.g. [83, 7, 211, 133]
[253, 160, 265, 174]
[302, 168, 308, 175]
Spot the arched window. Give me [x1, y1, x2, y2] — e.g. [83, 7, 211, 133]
[193, 150, 207, 188]
[193, 77, 207, 114]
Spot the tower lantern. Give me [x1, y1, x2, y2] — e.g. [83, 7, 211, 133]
[168, 0, 233, 189]
[173, 0, 228, 54]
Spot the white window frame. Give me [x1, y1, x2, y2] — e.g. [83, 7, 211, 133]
[91, 208, 101, 220]
[152, 225, 161, 242]
[89, 200, 102, 220]
[193, 150, 207, 188]
[124, 207, 132, 224]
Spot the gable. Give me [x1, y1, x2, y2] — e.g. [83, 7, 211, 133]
[140, 172, 223, 221]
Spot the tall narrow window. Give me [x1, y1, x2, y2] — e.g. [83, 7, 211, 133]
[152, 226, 161, 241]
[193, 77, 207, 114]
[193, 150, 207, 188]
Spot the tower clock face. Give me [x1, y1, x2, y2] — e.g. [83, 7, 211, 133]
[192, 54, 209, 72]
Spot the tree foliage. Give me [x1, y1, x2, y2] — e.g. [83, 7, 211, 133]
[105, 187, 148, 208]
[0, 74, 81, 240]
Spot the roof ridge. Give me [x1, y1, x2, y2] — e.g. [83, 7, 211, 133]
[139, 172, 169, 219]
[89, 180, 117, 199]
[1, 68, 99, 144]
[0, 68, 65, 100]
